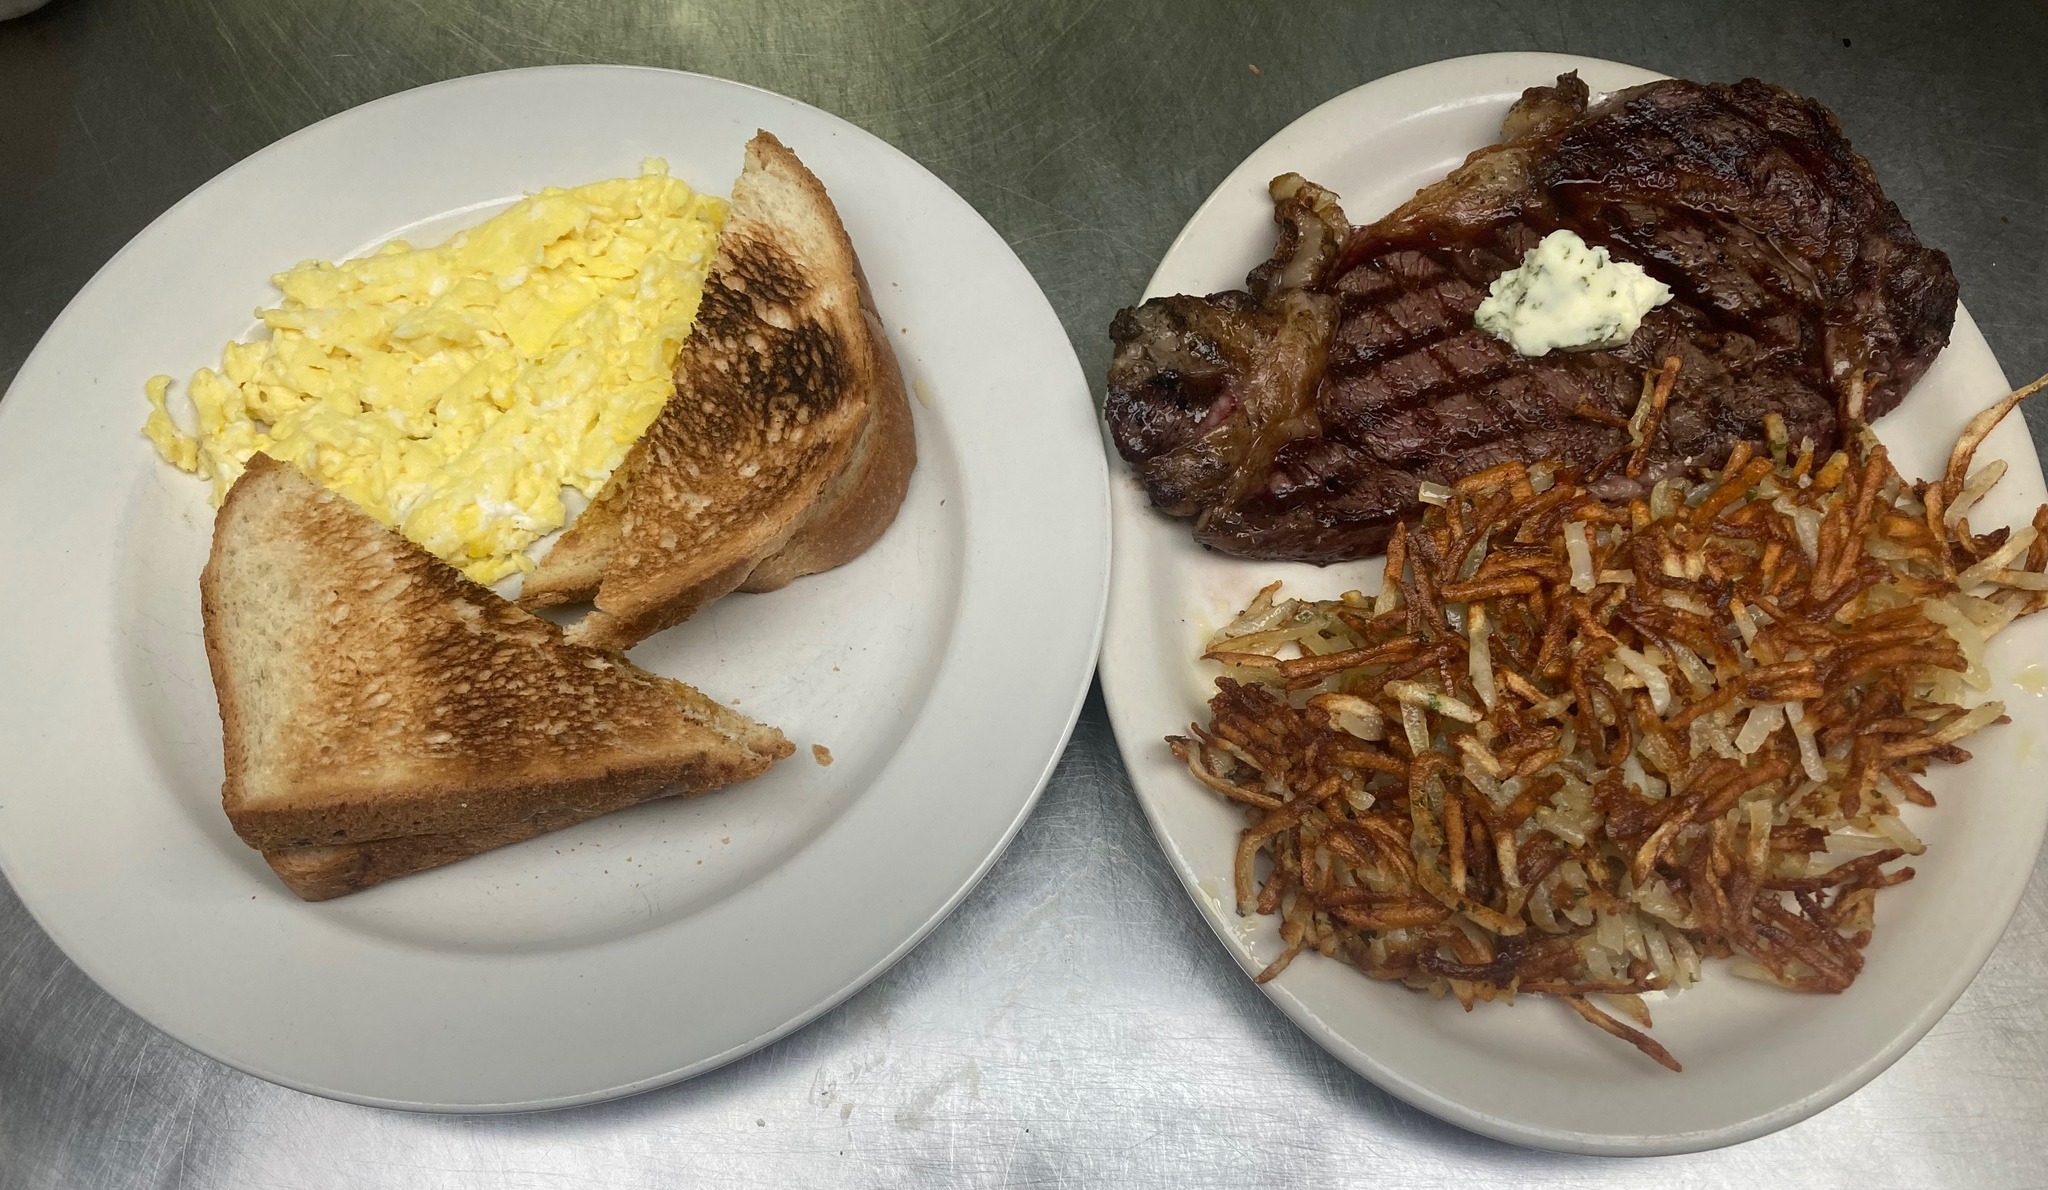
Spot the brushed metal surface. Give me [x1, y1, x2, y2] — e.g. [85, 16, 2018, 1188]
[3, 0, 2046, 1185]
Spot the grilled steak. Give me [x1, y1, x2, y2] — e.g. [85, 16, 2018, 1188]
[1106, 74, 1959, 562]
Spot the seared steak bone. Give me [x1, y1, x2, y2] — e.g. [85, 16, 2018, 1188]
[1107, 73, 1958, 562]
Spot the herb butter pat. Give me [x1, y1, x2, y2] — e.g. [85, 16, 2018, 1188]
[1473, 229, 1671, 357]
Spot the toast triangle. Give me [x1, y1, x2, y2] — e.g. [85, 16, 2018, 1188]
[520, 131, 914, 647]
[203, 454, 792, 861]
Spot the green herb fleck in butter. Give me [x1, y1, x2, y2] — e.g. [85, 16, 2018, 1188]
[1474, 229, 1672, 357]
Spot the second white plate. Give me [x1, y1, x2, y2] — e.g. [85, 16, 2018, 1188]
[1098, 52, 2048, 1155]
[0, 66, 1109, 1111]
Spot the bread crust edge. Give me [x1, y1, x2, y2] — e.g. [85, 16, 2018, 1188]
[225, 750, 770, 852]
[262, 787, 695, 900]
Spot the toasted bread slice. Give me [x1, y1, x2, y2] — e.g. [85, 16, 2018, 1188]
[203, 454, 792, 858]
[520, 132, 915, 648]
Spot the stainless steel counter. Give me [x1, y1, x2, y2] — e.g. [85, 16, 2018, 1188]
[4, 1, 2046, 1185]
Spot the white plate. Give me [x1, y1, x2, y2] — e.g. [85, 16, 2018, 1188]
[0, 66, 1108, 1111]
[1099, 52, 2048, 1155]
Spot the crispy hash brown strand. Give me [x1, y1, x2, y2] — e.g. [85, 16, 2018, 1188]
[1171, 374, 2048, 1071]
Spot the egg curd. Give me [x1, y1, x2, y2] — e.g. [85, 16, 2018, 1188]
[144, 161, 725, 585]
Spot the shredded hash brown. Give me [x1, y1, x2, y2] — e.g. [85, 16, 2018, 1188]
[1172, 370, 2048, 1071]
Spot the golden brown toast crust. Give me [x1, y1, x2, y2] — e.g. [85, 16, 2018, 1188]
[203, 455, 791, 855]
[261, 791, 687, 900]
[524, 132, 914, 649]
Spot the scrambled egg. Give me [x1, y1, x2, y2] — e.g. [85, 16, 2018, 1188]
[144, 161, 725, 585]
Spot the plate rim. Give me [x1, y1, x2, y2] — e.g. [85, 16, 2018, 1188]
[1097, 50, 2045, 1155]
[0, 63, 1111, 1112]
